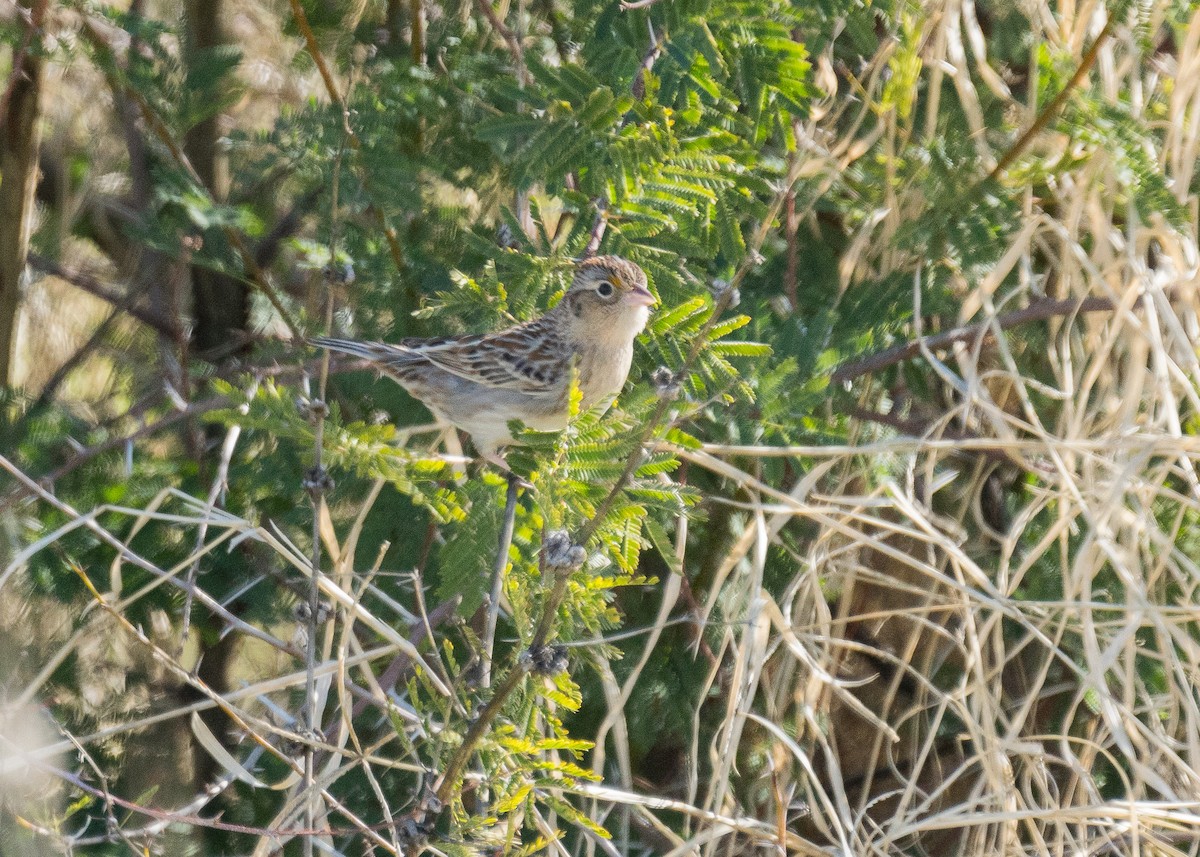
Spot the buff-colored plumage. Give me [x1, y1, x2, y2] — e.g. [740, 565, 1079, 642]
[312, 256, 656, 465]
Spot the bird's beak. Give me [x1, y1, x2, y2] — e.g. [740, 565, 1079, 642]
[626, 285, 657, 307]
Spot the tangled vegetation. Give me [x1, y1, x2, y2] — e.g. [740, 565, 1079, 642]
[2, 0, 1200, 854]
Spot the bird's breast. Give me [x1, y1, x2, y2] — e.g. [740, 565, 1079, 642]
[576, 342, 635, 409]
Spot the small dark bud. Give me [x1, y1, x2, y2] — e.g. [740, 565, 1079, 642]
[281, 727, 322, 758]
[323, 261, 356, 286]
[299, 397, 329, 422]
[711, 278, 741, 308]
[419, 786, 443, 816]
[496, 223, 519, 250]
[528, 644, 569, 676]
[303, 465, 335, 498]
[651, 365, 680, 400]
[461, 658, 485, 688]
[294, 600, 332, 625]
[542, 530, 585, 573]
[393, 816, 432, 853]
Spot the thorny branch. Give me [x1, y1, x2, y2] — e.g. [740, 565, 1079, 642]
[78, 15, 302, 340]
[28, 253, 182, 339]
[830, 295, 1119, 384]
[982, 15, 1117, 185]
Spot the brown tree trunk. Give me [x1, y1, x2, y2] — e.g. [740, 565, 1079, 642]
[183, 0, 249, 361]
[0, 0, 47, 387]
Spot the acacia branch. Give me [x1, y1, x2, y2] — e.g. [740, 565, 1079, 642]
[79, 15, 302, 341]
[830, 295, 1116, 384]
[28, 254, 182, 339]
[982, 15, 1116, 184]
[285, 0, 409, 277]
[419, 152, 810, 818]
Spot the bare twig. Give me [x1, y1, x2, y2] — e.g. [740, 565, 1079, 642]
[830, 295, 1116, 384]
[27, 253, 182, 339]
[982, 14, 1117, 185]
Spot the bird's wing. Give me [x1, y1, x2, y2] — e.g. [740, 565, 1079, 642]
[404, 319, 569, 396]
[311, 322, 569, 397]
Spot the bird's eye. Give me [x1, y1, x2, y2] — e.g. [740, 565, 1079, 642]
[597, 281, 614, 297]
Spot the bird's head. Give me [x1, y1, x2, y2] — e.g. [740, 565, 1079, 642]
[559, 255, 656, 341]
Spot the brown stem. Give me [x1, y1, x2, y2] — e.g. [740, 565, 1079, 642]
[783, 190, 798, 309]
[286, 0, 348, 118]
[410, 0, 425, 67]
[830, 295, 1116, 384]
[432, 657, 530, 805]
[982, 15, 1116, 185]
[474, 0, 528, 85]
[27, 254, 182, 339]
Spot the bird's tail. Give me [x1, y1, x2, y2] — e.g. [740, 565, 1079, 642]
[309, 336, 396, 363]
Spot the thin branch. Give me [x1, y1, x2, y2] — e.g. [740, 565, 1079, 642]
[25, 309, 123, 418]
[830, 295, 1116, 384]
[432, 652, 530, 805]
[347, 597, 459, 722]
[284, 0, 409, 277]
[28, 253, 182, 339]
[474, 0, 529, 85]
[255, 186, 322, 269]
[0, 395, 228, 514]
[0, 351, 386, 516]
[285, 0, 349, 121]
[982, 14, 1116, 185]
[79, 15, 302, 341]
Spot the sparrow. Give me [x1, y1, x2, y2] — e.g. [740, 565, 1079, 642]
[311, 256, 656, 467]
